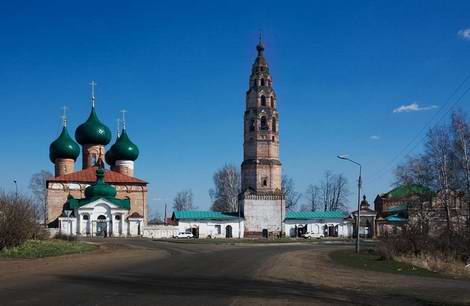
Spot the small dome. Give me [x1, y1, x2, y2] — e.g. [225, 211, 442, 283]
[75, 107, 112, 145]
[110, 129, 139, 162]
[49, 126, 80, 163]
[105, 147, 116, 166]
[85, 168, 117, 198]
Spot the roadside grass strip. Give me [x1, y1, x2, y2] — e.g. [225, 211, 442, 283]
[329, 249, 445, 279]
[0, 239, 96, 259]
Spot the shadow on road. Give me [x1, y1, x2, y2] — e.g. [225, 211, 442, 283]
[58, 273, 425, 305]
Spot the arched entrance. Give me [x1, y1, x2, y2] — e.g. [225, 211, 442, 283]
[262, 229, 268, 238]
[96, 215, 107, 237]
[225, 225, 233, 238]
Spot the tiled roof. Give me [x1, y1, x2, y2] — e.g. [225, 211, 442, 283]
[286, 211, 347, 220]
[47, 167, 147, 184]
[128, 212, 144, 218]
[173, 210, 240, 221]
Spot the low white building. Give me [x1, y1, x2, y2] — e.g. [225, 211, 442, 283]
[172, 211, 244, 238]
[58, 168, 143, 237]
[283, 211, 352, 238]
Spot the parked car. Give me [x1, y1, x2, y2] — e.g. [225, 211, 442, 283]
[302, 232, 324, 239]
[174, 232, 193, 239]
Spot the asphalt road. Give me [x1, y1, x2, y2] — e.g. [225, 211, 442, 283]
[0, 239, 334, 306]
[0, 239, 468, 306]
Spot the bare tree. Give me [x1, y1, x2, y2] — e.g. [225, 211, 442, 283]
[281, 175, 301, 211]
[173, 189, 196, 211]
[0, 191, 46, 249]
[209, 164, 241, 212]
[451, 110, 470, 231]
[318, 171, 350, 211]
[29, 170, 53, 223]
[302, 184, 320, 211]
[425, 125, 457, 232]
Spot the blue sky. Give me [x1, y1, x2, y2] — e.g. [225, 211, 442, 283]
[1, 1, 470, 216]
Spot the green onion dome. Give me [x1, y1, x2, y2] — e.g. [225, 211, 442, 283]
[49, 126, 80, 163]
[105, 146, 116, 166]
[85, 168, 117, 198]
[75, 107, 112, 145]
[107, 129, 139, 163]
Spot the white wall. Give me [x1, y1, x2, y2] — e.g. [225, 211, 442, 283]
[143, 225, 178, 239]
[284, 219, 352, 238]
[177, 219, 244, 238]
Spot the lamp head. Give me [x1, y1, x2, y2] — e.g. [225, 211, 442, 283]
[337, 155, 349, 160]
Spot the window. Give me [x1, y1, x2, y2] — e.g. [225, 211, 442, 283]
[261, 96, 266, 106]
[260, 117, 268, 130]
[262, 178, 267, 186]
[97, 215, 106, 220]
[272, 136, 275, 141]
[82, 214, 89, 220]
[115, 215, 121, 221]
[250, 119, 255, 132]
[260, 78, 265, 86]
[271, 96, 275, 108]
[215, 225, 221, 235]
[272, 118, 277, 132]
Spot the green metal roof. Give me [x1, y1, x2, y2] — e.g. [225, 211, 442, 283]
[285, 211, 347, 220]
[63, 168, 130, 211]
[64, 195, 130, 210]
[106, 129, 139, 165]
[75, 106, 112, 145]
[384, 214, 407, 222]
[49, 126, 80, 163]
[173, 210, 240, 221]
[387, 184, 433, 199]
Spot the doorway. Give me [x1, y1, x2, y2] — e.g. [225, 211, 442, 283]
[96, 215, 107, 237]
[225, 225, 233, 238]
[262, 229, 268, 238]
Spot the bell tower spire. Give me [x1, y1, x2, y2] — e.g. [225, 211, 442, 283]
[239, 39, 284, 238]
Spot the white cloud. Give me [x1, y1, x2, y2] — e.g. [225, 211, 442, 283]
[458, 28, 470, 40]
[370, 135, 380, 140]
[393, 103, 437, 113]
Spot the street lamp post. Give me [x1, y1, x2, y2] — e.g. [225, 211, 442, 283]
[337, 155, 362, 254]
[13, 179, 18, 200]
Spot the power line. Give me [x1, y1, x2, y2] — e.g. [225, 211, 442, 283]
[369, 72, 470, 182]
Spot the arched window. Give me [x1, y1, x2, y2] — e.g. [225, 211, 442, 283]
[260, 78, 265, 86]
[97, 215, 106, 221]
[250, 119, 255, 132]
[262, 178, 268, 186]
[82, 214, 89, 220]
[260, 117, 268, 130]
[91, 154, 97, 166]
[272, 118, 277, 132]
[271, 96, 275, 108]
[115, 215, 121, 221]
[261, 96, 266, 106]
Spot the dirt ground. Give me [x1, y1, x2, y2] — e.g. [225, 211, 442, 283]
[240, 246, 470, 305]
[0, 239, 469, 306]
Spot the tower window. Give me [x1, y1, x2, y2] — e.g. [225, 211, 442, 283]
[272, 136, 275, 141]
[250, 119, 255, 132]
[260, 116, 268, 130]
[271, 96, 275, 108]
[261, 96, 266, 106]
[272, 118, 277, 132]
[260, 78, 265, 86]
[262, 178, 267, 186]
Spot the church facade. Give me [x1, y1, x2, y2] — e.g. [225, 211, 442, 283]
[46, 91, 148, 237]
[239, 40, 285, 238]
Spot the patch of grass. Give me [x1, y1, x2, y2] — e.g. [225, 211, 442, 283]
[329, 249, 445, 279]
[0, 239, 96, 259]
